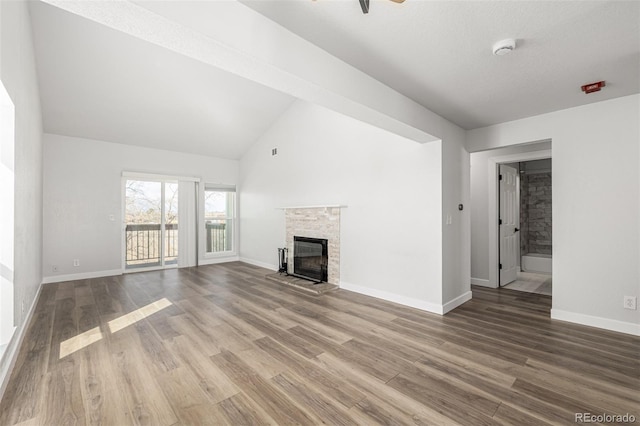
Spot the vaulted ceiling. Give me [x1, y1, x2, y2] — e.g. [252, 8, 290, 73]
[29, 1, 640, 159]
[240, 0, 640, 129]
[29, 2, 295, 160]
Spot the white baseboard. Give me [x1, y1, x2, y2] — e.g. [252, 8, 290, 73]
[239, 257, 278, 272]
[442, 291, 473, 314]
[470, 277, 493, 287]
[551, 309, 640, 336]
[199, 255, 240, 266]
[340, 281, 444, 315]
[0, 282, 43, 401]
[42, 269, 122, 284]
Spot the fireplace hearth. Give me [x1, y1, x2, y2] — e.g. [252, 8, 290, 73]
[292, 236, 328, 283]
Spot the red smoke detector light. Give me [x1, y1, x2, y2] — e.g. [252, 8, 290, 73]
[581, 81, 605, 94]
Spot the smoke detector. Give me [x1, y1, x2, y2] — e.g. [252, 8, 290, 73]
[493, 39, 516, 56]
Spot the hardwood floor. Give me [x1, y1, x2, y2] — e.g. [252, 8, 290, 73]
[0, 262, 638, 425]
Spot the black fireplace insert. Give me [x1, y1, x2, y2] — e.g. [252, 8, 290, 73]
[293, 236, 328, 283]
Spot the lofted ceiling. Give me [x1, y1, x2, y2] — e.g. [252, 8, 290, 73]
[29, 1, 295, 160]
[28, 1, 640, 159]
[240, 0, 640, 130]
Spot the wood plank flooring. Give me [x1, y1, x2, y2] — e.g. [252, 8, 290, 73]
[0, 262, 638, 425]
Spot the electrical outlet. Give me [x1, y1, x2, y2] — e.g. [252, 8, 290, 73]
[52, 265, 58, 272]
[623, 296, 637, 310]
[73, 259, 80, 267]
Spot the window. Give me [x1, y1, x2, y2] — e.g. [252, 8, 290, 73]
[1, 79, 15, 351]
[124, 179, 179, 269]
[204, 185, 235, 254]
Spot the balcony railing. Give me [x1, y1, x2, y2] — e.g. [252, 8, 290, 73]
[125, 223, 178, 267]
[206, 222, 229, 252]
[126, 222, 230, 268]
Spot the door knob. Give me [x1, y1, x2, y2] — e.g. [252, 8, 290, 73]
[514, 227, 520, 232]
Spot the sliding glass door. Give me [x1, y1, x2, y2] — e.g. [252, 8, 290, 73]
[124, 179, 178, 270]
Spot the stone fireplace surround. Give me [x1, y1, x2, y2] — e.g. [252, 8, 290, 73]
[283, 206, 342, 285]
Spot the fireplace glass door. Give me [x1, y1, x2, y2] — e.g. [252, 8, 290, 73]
[293, 236, 328, 282]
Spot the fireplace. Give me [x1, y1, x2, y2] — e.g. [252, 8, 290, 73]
[284, 206, 341, 285]
[293, 236, 328, 283]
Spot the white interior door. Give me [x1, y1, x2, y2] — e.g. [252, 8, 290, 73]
[499, 164, 519, 286]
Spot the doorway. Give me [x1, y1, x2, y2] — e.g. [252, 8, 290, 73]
[469, 145, 552, 292]
[124, 179, 179, 270]
[498, 158, 552, 295]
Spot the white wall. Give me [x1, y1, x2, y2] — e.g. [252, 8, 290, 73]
[0, 0, 44, 396]
[468, 95, 640, 335]
[240, 100, 469, 312]
[441, 123, 471, 307]
[42, 134, 239, 281]
[470, 141, 551, 284]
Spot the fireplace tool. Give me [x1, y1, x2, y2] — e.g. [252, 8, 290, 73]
[278, 247, 288, 274]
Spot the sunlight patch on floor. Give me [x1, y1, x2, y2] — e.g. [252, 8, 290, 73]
[59, 326, 103, 359]
[108, 297, 173, 334]
[59, 297, 173, 359]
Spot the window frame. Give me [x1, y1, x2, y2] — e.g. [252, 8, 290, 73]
[202, 184, 237, 257]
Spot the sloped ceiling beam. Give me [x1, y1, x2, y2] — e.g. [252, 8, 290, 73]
[42, 0, 446, 143]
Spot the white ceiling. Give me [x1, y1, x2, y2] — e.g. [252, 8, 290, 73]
[28, 1, 640, 159]
[29, 2, 295, 160]
[241, 0, 640, 129]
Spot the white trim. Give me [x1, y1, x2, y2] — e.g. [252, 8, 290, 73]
[551, 309, 640, 337]
[276, 205, 347, 210]
[199, 255, 241, 266]
[121, 176, 126, 272]
[0, 78, 15, 352]
[202, 251, 238, 260]
[42, 269, 122, 284]
[0, 282, 42, 401]
[488, 148, 552, 288]
[124, 264, 178, 274]
[239, 257, 278, 271]
[470, 277, 493, 287]
[203, 186, 238, 256]
[442, 291, 473, 314]
[204, 183, 236, 191]
[122, 171, 200, 182]
[340, 281, 444, 315]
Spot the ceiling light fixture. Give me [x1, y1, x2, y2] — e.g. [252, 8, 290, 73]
[358, 0, 405, 14]
[492, 39, 516, 56]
